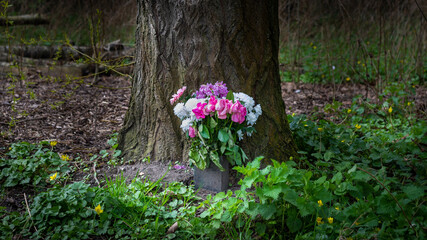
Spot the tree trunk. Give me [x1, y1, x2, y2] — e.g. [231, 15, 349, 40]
[118, 0, 298, 163]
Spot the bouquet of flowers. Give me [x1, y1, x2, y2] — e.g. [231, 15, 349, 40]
[170, 81, 262, 170]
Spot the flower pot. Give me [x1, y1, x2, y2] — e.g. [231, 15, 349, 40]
[193, 157, 229, 192]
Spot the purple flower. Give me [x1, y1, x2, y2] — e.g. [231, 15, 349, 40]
[173, 164, 186, 170]
[195, 81, 228, 99]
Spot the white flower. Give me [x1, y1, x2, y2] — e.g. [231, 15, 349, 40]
[246, 131, 252, 137]
[173, 103, 188, 119]
[234, 92, 255, 111]
[237, 130, 244, 141]
[185, 98, 205, 112]
[246, 112, 258, 126]
[180, 118, 193, 132]
[254, 104, 262, 117]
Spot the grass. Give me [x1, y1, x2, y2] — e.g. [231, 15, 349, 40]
[278, 0, 426, 89]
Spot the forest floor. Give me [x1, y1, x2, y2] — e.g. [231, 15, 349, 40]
[1, 71, 426, 207]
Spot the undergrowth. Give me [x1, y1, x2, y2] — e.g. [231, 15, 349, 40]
[1, 83, 425, 239]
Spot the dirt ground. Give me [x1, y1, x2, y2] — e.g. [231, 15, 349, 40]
[1, 71, 426, 203]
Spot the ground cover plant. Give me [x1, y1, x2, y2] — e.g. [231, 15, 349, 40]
[1, 0, 426, 239]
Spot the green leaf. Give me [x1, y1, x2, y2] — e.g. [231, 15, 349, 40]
[220, 210, 232, 222]
[331, 172, 343, 184]
[199, 124, 210, 139]
[282, 187, 299, 206]
[220, 144, 226, 154]
[324, 151, 333, 161]
[218, 129, 229, 143]
[226, 91, 234, 102]
[210, 118, 217, 129]
[286, 209, 302, 233]
[258, 204, 276, 220]
[402, 185, 425, 200]
[262, 185, 282, 200]
[210, 151, 224, 171]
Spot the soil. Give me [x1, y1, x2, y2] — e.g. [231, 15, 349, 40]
[1, 71, 426, 210]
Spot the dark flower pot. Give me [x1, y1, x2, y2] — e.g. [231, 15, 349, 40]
[193, 157, 229, 192]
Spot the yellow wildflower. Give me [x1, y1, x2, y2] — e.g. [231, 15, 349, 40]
[50, 141, 57, 147]
[292, 113, 295, 117]
[362, 63, 366, 67]
[346, 77, 350, 81]
[357, 61, 361, 65]
[407, 102, 411, 106]
[313, 46, 317, 50]
[328, 217, 333, 224]
[335, 206, 340, 210]
[341, 140, 345, 143]
[8, 147, 12, 151]
[321, 74, 325, 78]
[50, 172, 58, 181]
[355, 221, 360, 226]
[60, 154, 70, 161]
[388, 106, 393, 113]
[304, 124, 308, 127]
[318, 200, 323, 207]
[95, 204, 103, 215]
[289, 156, 293, 161]
[310, 42, 313, 46]
[316, 217, 323, 225]
[355, 124, 361, 130]
[347, 109, 352, 113]
[318, 128, 323, 132]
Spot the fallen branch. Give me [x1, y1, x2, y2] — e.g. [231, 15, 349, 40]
[0, 14, 49, 26]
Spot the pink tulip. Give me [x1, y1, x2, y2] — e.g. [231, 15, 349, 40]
[189, 126, 196, 138]
[205, 95, 217, 113]
[230, 101, 247, 124]
[170, 86, 187, 105]
[192, 102, 207, 119]
[215, 98, 230, 119]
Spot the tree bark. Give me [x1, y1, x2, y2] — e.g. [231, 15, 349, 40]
[119, 0, 298, 163]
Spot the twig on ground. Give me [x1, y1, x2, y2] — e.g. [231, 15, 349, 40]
[24, 193, 38, 233]
[93, 161, 100, 187]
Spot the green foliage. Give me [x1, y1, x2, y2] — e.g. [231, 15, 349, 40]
[200, 88, 426, 239]
[0, 142, 69, 188]
[1, 175, 211, 240]
[90, 132, 124, 167]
